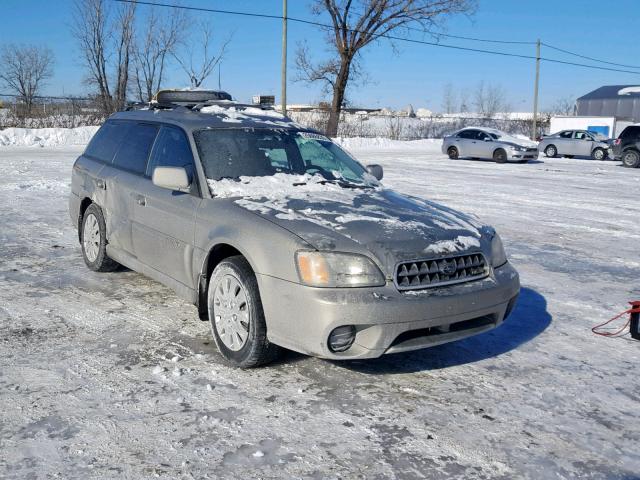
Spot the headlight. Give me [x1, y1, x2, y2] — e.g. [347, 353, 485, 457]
[509, 146, 525, 152]
[491, 233, 508, 268]
[295, 251, 385, 287]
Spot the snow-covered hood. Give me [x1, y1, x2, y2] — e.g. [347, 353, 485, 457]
[208, 174, 490, 274]
[496, 135, 537, 149]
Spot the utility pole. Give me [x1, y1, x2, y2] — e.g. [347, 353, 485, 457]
[281, 0, 288, 116]
[532, 39, 540, 139]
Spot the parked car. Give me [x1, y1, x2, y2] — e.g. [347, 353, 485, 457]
[612, 125, 640, 168]
[69, 91, 520, 367]
[442, 127, 538, 163]
[537, 130, 611, 160]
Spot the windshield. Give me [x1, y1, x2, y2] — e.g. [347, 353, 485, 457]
[194, 128, 373, 186]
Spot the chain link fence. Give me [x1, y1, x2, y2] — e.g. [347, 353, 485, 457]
[289, 110, 549, 140]
[0, 94, 106, 129]
[0, 94, 549, 140]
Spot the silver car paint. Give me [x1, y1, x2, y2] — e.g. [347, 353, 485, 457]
[538, 130, 610, 157]
[441, 127, 539, 162]
[70, 110, 520, 360]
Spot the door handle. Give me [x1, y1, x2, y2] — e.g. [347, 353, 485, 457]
[136, 195, 146, 206]
[96, 179, 106, 190]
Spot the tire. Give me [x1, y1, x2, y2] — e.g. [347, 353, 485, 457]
[447, 146, 459, 159]
[493, 148, 507, 163]
[207, 256, 279, 368]
[81, 203, 120, 272]
[591, 148, 607, 161]
[544, 145, 557, 158]
[622, 149, 640, 168]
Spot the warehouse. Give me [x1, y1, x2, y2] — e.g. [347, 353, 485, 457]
[576, 85, 640, 123]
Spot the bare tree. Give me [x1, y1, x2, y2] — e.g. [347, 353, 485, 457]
[441, 82, 457, 114]
[133, 8, 186, 102]
[549, 96, 575, 116]
[296, 0, 475, 136]
[72, 0, 136, 114]
[0, 44, 54, 115]
[473, 81, 509, 118]
[173, 21, 232, 89]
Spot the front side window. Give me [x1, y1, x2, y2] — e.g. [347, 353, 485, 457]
[112, 123, 158, 174]
[147, 126, 195, 179]
[194, 129, 372, 186]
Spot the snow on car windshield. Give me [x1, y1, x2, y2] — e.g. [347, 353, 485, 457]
[194, 128, 376, 187]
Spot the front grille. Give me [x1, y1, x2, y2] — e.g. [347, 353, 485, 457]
[395, 252, 488, 291]
[526, 148, 538, 153]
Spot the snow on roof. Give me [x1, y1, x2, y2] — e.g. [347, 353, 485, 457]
[618, 86, 640, 96]
[578, 85, 640, 100]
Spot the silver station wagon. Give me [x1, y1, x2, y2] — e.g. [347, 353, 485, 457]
[69, 91, 520, 367]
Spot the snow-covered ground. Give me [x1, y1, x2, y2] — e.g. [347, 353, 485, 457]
[1, 138, 639, 479]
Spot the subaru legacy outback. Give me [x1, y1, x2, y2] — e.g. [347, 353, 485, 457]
[69, 91, 520, 367]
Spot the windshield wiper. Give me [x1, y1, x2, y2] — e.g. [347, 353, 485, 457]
[317, 179, 372, 189]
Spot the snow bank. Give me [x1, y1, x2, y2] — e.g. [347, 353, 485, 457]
[0, 126, 99, 147]
[334, 137, 443, 152]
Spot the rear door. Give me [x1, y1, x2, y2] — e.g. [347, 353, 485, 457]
[101, 121, 159, 254]
[131, 126, 200, 288]
[556, 130, 574, 155]
[456, 129, 479, 157]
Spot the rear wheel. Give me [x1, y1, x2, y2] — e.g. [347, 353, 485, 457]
[544, 145, 557, 158]
[493, 148, 507, 163]
[81, 204, 120, 272]
[207, 256, 279, 368]
[591, 147, 607, 160]
[622, 149, 640, 168]
[447, 146, 459, 159]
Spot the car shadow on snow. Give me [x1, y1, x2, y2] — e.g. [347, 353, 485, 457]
[335, 286, 551, 375]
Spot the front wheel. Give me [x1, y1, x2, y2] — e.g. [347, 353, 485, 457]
[493, 148, 507, 163]
[447, 146, 459, 159]
[622, 149, 640, 168]
[591, 148, 607, 160]
[544, 145, 557, 158]
[81, 204, 120, 272]
[207, 256, 279, 368]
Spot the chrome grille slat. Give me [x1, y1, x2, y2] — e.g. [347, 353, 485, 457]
[394, 252, 489, 291]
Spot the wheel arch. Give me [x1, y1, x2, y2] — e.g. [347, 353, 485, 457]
[78, 197, 93, 241]
[197, 242, 251, 320]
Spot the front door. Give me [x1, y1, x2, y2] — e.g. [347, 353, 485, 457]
[131, 126, 200, 288]
[573, 131, 594, 156]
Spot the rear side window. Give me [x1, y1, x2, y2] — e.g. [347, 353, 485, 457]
[84, 122, 128, 163]
[559, 131, 573, 139]
[146, 126, 195, 179]
[620, 126, 640, 139]
[113, 123, 158, 175]
[457, 130, 477, 139]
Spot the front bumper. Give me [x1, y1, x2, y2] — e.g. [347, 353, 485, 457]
[257, 262, 520, 360]
[506, 149, 538, 161]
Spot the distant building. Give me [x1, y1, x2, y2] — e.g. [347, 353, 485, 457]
[576, 85, 640, 123]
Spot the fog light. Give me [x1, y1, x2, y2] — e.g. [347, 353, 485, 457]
[328, 325, 356, 352]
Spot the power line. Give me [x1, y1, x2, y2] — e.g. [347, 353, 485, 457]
[114, 0, 640, 75]
[542, 42, 640, 70]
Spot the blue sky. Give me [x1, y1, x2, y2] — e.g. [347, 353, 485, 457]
[2, 0, 639, 111]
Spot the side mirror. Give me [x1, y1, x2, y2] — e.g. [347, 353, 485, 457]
[366, 164, 383, 181]
[483, 137, 492, 142]
[152, 166, 190, 191]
